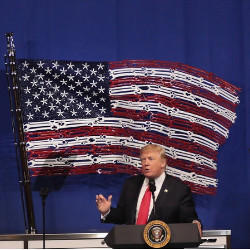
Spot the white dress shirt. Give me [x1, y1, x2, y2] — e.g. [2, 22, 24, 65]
[135, 171, 166, 221]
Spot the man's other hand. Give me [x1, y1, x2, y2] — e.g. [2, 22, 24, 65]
[96, 194, 112, 215]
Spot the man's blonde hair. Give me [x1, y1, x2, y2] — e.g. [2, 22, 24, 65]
[140, 144, 167, 164]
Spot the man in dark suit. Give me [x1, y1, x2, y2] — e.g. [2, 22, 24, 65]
[96, 144, 202, 236]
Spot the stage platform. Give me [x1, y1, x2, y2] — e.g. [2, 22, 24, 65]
[0, 230, 231, 249]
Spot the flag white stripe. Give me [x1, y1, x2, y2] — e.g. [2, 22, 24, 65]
[24, 117, 219, 150]
[109, 68, 240, 104]
[26, 135, 217, 170]
[111, 100, 229, 138]
[110, 84, 236, 123]
[166, 167, 217, 187]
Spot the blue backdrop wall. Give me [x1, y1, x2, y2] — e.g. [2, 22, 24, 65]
[0, 0, 249, 248]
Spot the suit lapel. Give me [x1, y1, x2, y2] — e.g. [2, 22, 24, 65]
[157, 175, 171, 205]
[148, 174, 170, 222]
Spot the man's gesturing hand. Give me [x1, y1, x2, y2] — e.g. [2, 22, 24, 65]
[96, 194, 112, 216]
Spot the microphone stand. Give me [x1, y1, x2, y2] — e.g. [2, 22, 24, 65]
[34, 174, 68, 249]
[40, 187, 50, 249]
[152, 192, 156, 220]
[149, 179, 156, 220]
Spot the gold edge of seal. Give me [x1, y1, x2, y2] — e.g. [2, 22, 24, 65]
[143, 220, 171, 248]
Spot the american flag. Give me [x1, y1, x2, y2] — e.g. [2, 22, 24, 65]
[16, 59, 240, 195]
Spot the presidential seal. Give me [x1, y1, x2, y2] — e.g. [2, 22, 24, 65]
[143, 220, 171, 248]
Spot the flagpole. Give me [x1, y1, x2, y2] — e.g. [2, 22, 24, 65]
[5, 32, 36, 234]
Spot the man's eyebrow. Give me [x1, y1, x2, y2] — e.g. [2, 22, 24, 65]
[140, 156, 155, 159]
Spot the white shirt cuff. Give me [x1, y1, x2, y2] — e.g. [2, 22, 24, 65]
[101, 210, 110, 220]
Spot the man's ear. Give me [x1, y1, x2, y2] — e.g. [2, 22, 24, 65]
[161, 159, 166, 169]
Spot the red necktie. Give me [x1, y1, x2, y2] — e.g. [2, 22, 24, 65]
[136, 185, 151, 225]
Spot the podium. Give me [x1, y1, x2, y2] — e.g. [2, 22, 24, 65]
[104, 223, 201, 248]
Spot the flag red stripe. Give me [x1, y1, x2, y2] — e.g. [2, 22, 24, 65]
[29, 164, 141, 176]
[25, 127, 217, 160]
[27, 145, 216, 178]
[110, 77, 238, 112]
[111, 94, 233, 129]
[109, 60, 241, 96]
[29, 162, 216, 195]
[110, 109, 226, 144]
[27, 141, 217, 163]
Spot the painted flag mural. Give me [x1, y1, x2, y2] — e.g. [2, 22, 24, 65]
[16, 59, 240, 195]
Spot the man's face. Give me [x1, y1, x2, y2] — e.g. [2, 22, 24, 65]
[140, 149, 166, 179]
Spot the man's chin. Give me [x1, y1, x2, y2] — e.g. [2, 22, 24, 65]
[143, 172, 153, 179]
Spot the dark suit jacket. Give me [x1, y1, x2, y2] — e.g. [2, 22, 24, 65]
[103, 174, 199, 225]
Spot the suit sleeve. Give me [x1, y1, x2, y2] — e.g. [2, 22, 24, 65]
[178, 185, 200, 223]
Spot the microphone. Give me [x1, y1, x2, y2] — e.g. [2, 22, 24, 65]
[149, 179, 156, 193]
[149, 179, 156, 220]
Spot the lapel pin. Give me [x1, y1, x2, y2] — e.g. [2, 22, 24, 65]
[164, 189, 168, 193]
